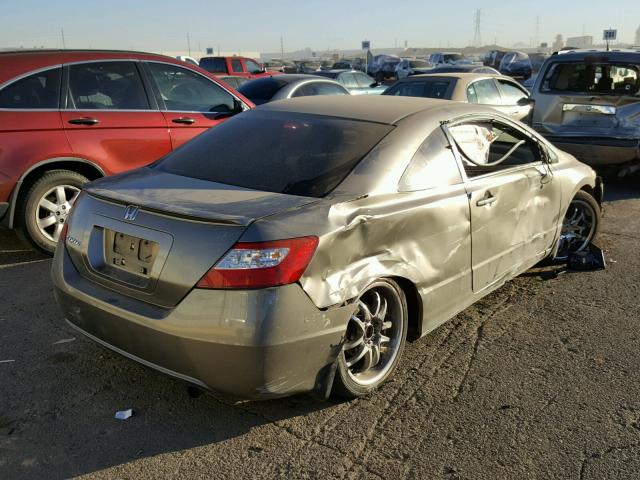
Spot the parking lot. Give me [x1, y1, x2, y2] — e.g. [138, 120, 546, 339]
[0, 176, 636, 479]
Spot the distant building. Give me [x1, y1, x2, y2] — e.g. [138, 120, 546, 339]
[636, 25, 640, 46]
[552, 34, 564, 52]
[566, 36, 594, 48]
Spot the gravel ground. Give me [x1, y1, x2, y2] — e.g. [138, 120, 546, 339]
[0, 177, 638, 480]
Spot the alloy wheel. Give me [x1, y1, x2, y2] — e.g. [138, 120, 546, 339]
[556, 198, 597, 260]
[35, 185, 80, 242]
[343, 282, 404, 387]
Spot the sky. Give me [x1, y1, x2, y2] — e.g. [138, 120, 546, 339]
[1, 0, 639, 53]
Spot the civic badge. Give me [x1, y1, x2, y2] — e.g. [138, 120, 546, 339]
[123, 205, 140, 221]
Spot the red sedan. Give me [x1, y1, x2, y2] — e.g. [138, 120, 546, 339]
[0, 49, 253, 253]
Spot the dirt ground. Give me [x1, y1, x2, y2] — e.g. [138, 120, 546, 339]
[1, 177, 639, 479]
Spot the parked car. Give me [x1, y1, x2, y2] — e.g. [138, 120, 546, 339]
[373, 60, 402, 82]
[175, 55, 199, 66]
[529, 53, 549, 73]
[367, 54, 401, 79]
[530, 49, 640, 174]
[238, 75, 349, 104]
[314, 70, 386, 94]
[485, 50, 508, 70]
[217, 75, 250, 90]
[295, 61, 321, 73]
[0, 49, 252, 253]
[332, 58, 365, 71]
[427, 65, 500, 75]
[53, 95, 602, 400]
[428, 52, 471, 67]
[395, 59, 431, 79]
[499, 51, 533, 80]
[263, 59, 297, 74]
[199, 56, 272, 79]
[383, 73, 532, 121]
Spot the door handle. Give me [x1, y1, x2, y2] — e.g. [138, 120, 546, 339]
[476, 194, 498, 207]
[172, 117, 196, 125]
[68, 117, 99, 126]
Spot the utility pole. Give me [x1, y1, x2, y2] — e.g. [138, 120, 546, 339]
[280, 35, 284, 60]
[535, 16, 540, 47]
[187, 33, 191, 57]
[61, 28, 66, 49]
[473, 9, 482, 47]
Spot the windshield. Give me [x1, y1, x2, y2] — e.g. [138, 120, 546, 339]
[542, 62, 640, 95]
[155, 112, 394, 198]
[444, 54, 464, 63]
[410, 61, 429, 68]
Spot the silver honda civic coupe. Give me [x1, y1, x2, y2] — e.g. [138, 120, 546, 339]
[52, 96, 602, 400]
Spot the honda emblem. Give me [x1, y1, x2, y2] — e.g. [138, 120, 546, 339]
[123, 205, 140, 221]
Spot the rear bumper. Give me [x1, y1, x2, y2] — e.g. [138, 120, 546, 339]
[541, 135, 640, 166]
[52, 245, 352, 399]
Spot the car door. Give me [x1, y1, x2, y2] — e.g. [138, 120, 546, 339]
[231, 58, 249, 78]
[495, 78, 531, 121]
[61, 60, 171, 175]
[447, 116, 561, 292]
[144, 61, 245, 149]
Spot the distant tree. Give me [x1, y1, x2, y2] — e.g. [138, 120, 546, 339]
[552, 34, 564, 52]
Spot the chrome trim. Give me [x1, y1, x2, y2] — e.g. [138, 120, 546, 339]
[562, 103, 617, 115]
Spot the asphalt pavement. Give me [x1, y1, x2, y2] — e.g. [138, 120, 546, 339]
[0, 176, 639, 480]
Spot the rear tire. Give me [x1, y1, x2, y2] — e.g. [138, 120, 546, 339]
[16, 170, 88, 254]
[333, 279, 408, 399]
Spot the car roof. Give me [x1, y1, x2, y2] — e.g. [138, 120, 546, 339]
[551, 49, 640, 61]
[249, 74, 335, 84]
[399, 72, 511, 81]
[254, 95, 464, 125]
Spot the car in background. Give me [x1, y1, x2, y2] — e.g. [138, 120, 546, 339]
[0, 49, 252, 253]
[332, 58, 365, 71]
[530, 49, 640, 174]
[53, 95, 601, 400]
[428, 65, 500, 75]
[238, 75, 349, 104]
[485, 50, 508, 70]
[529, 53, 549, 73]
[371, 60, 402, 82]
[217, 75, 250, 90]
[395, 59, 431, 79]
[296, 61, 321, 73]
[263, 59, 297, 74]
[319, 60, 334, 71]
[383, 73, 532, 121]
[199, 56, 272, 79]
[367, 55, 401, 80]
[176, 55, 199, 66]
[499, 51, 533, 80]
[428, 52, 471, 67]
[314, 70, 386, 95]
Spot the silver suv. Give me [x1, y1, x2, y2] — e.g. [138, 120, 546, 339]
[530, 49, 640, 175]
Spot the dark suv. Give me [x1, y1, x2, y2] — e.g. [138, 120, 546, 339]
[530, 49, 640, 174]
[0, 50, 252, 253]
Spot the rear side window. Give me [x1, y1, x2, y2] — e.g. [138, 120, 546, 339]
[147, 62, 235, 112]
[399, 127, 462, 191]
[156, 112, 394, 198]
[541, 62, 640, 95]
[231, 59, 243, 73]
[238, 77, 289, 105]
[470, 79, 500, 104]
[497, 80, 528, 104]
[0, 68, 61, 109]
[291, 82, 347, 98]
[199, 58, 227, 74]
[67, 62, 149, 110]
[384, 80, 450, 99]
[354, 73, 375, 88]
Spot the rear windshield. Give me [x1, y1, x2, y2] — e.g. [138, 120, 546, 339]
[410, 60, 429, 68]
[383, 79, 452, 99]
[444, 54, 464, 63]
[238, 77, 290, 104]
[155, 112, 394, 198]
[199, 57, 227, 73]
[542, 62, 640, 95]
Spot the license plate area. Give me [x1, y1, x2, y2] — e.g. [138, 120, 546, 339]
[105, 229, 159, 277]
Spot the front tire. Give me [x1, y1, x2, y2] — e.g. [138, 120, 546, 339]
[333, 279, 408, 399]
[16, 170, 87, 254]
[554, 190, 601, 261]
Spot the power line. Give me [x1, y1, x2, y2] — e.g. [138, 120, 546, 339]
[473, 9, 482, 47]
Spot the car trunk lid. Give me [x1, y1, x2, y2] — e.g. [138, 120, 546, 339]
[65, 169, 318, 308]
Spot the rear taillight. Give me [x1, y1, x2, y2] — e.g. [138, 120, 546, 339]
[196, 236, 319, 289]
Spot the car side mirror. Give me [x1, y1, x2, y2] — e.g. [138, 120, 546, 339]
[517, 97, 534, 107]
